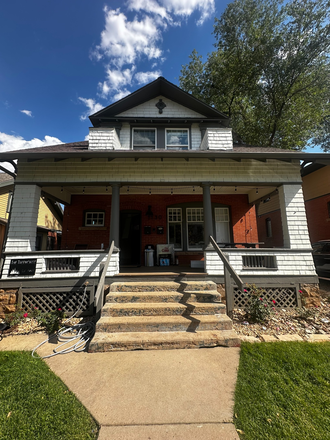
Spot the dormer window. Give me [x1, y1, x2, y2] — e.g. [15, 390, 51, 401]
[166, 129, 189, 150]
[133, 128, 156, 150]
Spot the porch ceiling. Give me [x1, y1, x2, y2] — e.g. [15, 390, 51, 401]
[42, 184, 277, 200]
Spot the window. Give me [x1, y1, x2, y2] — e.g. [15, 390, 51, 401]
[187, 208, 204, 250]
[168, 208, 182, 250]
[215, 207, 230, 243]
[166, 129, 189, 150]
[133, 128, 156, 149]
[85, 211, 105, 226]
[266, 218, 272, 238]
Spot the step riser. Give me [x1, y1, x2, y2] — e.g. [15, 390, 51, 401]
[96, 320, 232, 333]
[111, 283, 180, 293]
[101, 304, 225, 318]
[106, 293, 221, 304]
[89, 337, 240, 352]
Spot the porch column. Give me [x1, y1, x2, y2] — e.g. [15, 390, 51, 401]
[109, 183, 120, 248]
[5, 184, 41, 252]
[202, 183, 214, 248]
[278, 184, 311, 249]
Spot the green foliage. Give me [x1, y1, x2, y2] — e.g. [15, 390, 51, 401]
[0, 351, 99, 439]
[235, 342, 330, 439]
[180, 0, 330, 151]
[33, 308, 66, 334]
[3, 308, 27, 327]
[244, 284, 276, 322]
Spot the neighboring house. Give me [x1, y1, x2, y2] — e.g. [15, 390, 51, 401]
[0, 77, 328, 314]
[0, 173, 62, 254]
[301, 163, 330, 244]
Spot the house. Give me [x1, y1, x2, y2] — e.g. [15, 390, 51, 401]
[0, 77, 327, 348]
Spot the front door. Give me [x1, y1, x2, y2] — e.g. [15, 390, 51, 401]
[119, 210, 141, 266]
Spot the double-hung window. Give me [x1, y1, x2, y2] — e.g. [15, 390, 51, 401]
[187, 208, 204, 250]
[166, 129, 189, 150]
[168, 208, 182, 250]
[133, 128, 156, 150]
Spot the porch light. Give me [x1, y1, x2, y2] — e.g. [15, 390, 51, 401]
[149, 188, 151, 195]
[106, 186, 108, 192]
[82, 187, 85, 193]
[171, 188, 173, 195]
[127, 186, 129, 192]
[256, 188, 259, 194]
[235, 186, 237, 192]
[193, 186, 195, 192]
[61, 186, 63, 192]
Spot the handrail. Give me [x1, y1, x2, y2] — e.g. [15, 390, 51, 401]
[209, 236, 244, 314]
[94, 241, 115, 315]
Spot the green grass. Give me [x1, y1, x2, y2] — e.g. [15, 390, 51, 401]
[234, 342, 330, 440]
[0, 351, 99, 440]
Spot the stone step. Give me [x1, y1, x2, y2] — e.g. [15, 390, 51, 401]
[88, 330, 240, 352]
[111, 281, 181, 293]
[101, 302, 226, 318]
[95, 314, 232, 333]
[105, 290, 222, 304]
[180, 280, 218, 292]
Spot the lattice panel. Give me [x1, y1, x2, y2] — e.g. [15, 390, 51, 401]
[234, 286, 298, 309]
[22, 289, 92, 314]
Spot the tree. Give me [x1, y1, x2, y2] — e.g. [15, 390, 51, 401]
[180, 0, 330, 151]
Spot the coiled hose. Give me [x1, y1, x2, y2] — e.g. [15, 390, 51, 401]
[32, 283, 95, 359]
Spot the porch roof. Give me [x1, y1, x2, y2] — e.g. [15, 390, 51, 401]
[0, 141, 330, 165]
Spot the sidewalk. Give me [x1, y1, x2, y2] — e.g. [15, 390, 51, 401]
[1, 334, 240, 439]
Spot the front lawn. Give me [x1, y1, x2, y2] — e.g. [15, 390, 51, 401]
[234, 342, 330, 440]
[0, 351, 99, 439]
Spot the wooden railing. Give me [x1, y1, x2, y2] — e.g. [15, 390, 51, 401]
[209, 236, 244, 314]
[94, 241, 115, 315]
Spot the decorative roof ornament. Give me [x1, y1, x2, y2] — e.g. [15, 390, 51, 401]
[155, 99, 166, 114]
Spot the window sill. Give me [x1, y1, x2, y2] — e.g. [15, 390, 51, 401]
[79, 227, 107, 230]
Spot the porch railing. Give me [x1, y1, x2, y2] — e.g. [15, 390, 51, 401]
[209, 236, 243, 314]
[94, 241, 114, 316]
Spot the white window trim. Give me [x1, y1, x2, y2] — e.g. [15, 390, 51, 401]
[85, 211, 105, 227]
[167, 208, 183, 251]
[165, 128, 189, 150]
[132, 128, 157, 150]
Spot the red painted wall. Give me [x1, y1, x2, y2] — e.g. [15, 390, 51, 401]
[305, 194, 330, 243]
[257, 210, 284, 248]
[61, 194, 258, 261]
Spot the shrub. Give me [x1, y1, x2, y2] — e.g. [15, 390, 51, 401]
[34, 308, 66, 334]
[244, 284, 276, 323]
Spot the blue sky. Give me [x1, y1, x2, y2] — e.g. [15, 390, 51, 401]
[0, 0, 232, 153]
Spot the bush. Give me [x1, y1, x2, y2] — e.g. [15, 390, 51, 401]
[3, 308, 27, 327]
[34, 308, 66, 334]
[244, 284, 276, 323]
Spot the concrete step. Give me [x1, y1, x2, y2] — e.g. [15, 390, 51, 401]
[180, 280, 218, 292]
[95, 314, 233, 333]
[111, 281, 181, 293]
[101, 302, 226, 318]
[88, 330, 240, 352]
[105, 290, 222, 304]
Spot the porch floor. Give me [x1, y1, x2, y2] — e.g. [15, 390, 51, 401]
[118, 265, 205, 276]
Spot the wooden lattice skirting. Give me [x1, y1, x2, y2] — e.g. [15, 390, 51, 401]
[233, 286, 299, 309]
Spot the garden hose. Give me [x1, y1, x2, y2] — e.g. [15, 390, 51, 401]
[32, 283, 96, 359]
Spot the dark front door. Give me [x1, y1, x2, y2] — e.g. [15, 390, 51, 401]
[119, 210, 141, 266]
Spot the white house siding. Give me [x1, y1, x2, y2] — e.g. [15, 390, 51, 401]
[16, 158, 302, 185]
[191, 123, 201, 150]
[89, 127, 122, 150]
[5, 185, 41, 252]
[279, 184, 311, 249]
[205, 250, 316, 277]
[116, 96, 205, 119]
[1, 252, 119, 280]
[200, 128, 233, 150]
[119, 123, 130, 149]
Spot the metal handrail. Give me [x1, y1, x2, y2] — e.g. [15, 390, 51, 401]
[209, 236, 243, 314]
[94, 241, 114, 315]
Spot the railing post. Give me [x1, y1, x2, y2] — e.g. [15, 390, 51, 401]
[225, 267, 233, 315]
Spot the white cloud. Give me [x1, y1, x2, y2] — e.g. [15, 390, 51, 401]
[20, 110, 33, 117]
[92, 7, 162, 68]
[135, 71, 162, 85]
[161, 0, 215, 24]
[98, 67, 135, 98]
[78, 97, 103, 120]
[0, 132, 62, 153]
[113, 89, 132, 101]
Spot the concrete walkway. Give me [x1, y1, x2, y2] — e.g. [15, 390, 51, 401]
[0, 334, 240, 439]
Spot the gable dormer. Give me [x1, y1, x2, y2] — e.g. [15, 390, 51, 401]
[88, 77, 233, 151]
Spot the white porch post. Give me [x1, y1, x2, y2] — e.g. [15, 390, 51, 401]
[109, 183, 120, 248]
[202, 183, 214, 248]
[5, 184, 41, 252]
[278, 184, 311, 249]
